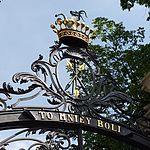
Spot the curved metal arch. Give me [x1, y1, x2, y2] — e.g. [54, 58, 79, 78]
[0, 40, 149, 149]
[0, 109, 149, 150]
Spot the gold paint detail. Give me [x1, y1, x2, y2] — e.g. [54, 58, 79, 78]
[86, 117, 91, 125]
[97, 120, 104, 128]
[59, 113, 67, 121]
[75, 87, 79, 98]
[37, 111, 122, 134]
[112, 124, 117, 132]
[67, 114, 74, 122]
[79, 63, 85, 71]
[97, 119, 121, 133]
[118, 126, 121, 133]
[104, 122, 110, 129]
[38, 111, 45, 120]
[79, 116, 84, 124]
[58, 29, 89, 43]
[46, 112, 53, 120]
[74, 115, 78, 123]
[66, 60, 73, 70]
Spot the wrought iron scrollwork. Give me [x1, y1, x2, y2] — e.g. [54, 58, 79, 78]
[0, 43, 138, 114]
[0, 10, 149, 150]
[0, 128, 77, 150]
[0, 88, 11, 111]
[0, 40, 149, 137]
[70, 10, 88, 21]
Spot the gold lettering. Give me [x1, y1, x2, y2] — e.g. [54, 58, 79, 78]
[118, 126, 121, 133]
[38, 111, 45, 119]
[80, 116, 84, 123]
[67, 114, 74, 122]
[104, 122, 110, 129]
[59, 113, 67, 121]
[111, 124, 117, 132]
[86, 117, 91, 125]
[74, 115, 78, 123]
[97, 120, 103, 127]
[46, 112, 53, 120]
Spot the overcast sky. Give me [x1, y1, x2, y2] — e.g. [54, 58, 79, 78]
[0, 0, 150, 149]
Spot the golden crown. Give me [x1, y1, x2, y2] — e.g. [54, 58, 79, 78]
[50, 10, 93, 48]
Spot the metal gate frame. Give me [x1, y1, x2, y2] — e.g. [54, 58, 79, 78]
[0, 11, 150, 150]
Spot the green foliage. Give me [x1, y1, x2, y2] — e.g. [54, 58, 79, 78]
[83, 17, 150, 150]
[92, 17, 145, 50]
[120, 0, 150, 21]
[91, 17, 149, 100]
[83, 132, 139, 150]
[120, 0, 150, 10]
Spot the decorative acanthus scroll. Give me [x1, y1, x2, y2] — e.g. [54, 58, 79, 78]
[0, 41, 143, 130]
[0, 128, 77, 150]
[0, 11, 150, 150]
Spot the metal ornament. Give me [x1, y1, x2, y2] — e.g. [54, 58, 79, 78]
[0, 128, 77, 150]
[0, 11, 149, 150]
[0, 42, 134, 123]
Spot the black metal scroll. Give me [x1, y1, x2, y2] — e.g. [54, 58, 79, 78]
[0, 11, 149, 150]
[0, 42, 134, 123]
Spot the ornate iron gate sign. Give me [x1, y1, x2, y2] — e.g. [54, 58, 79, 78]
[0, 11, 150, 150]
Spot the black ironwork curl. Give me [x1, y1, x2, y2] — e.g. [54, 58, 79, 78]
[0, 41, 147, 134]
[0, 129, 76, 150]
[0, 44, 132, 111]
[0, 10, 149, 150]
[0, 88, 11, 111]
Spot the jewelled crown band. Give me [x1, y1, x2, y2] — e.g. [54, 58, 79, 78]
[50, 10, 93, 48]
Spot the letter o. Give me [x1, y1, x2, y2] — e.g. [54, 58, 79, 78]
[105, 122, 110, 129]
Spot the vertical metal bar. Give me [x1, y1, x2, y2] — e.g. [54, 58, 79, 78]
[78, 128, 83, 150]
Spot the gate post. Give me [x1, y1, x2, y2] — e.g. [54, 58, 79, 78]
[78, 128, 83, 150]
